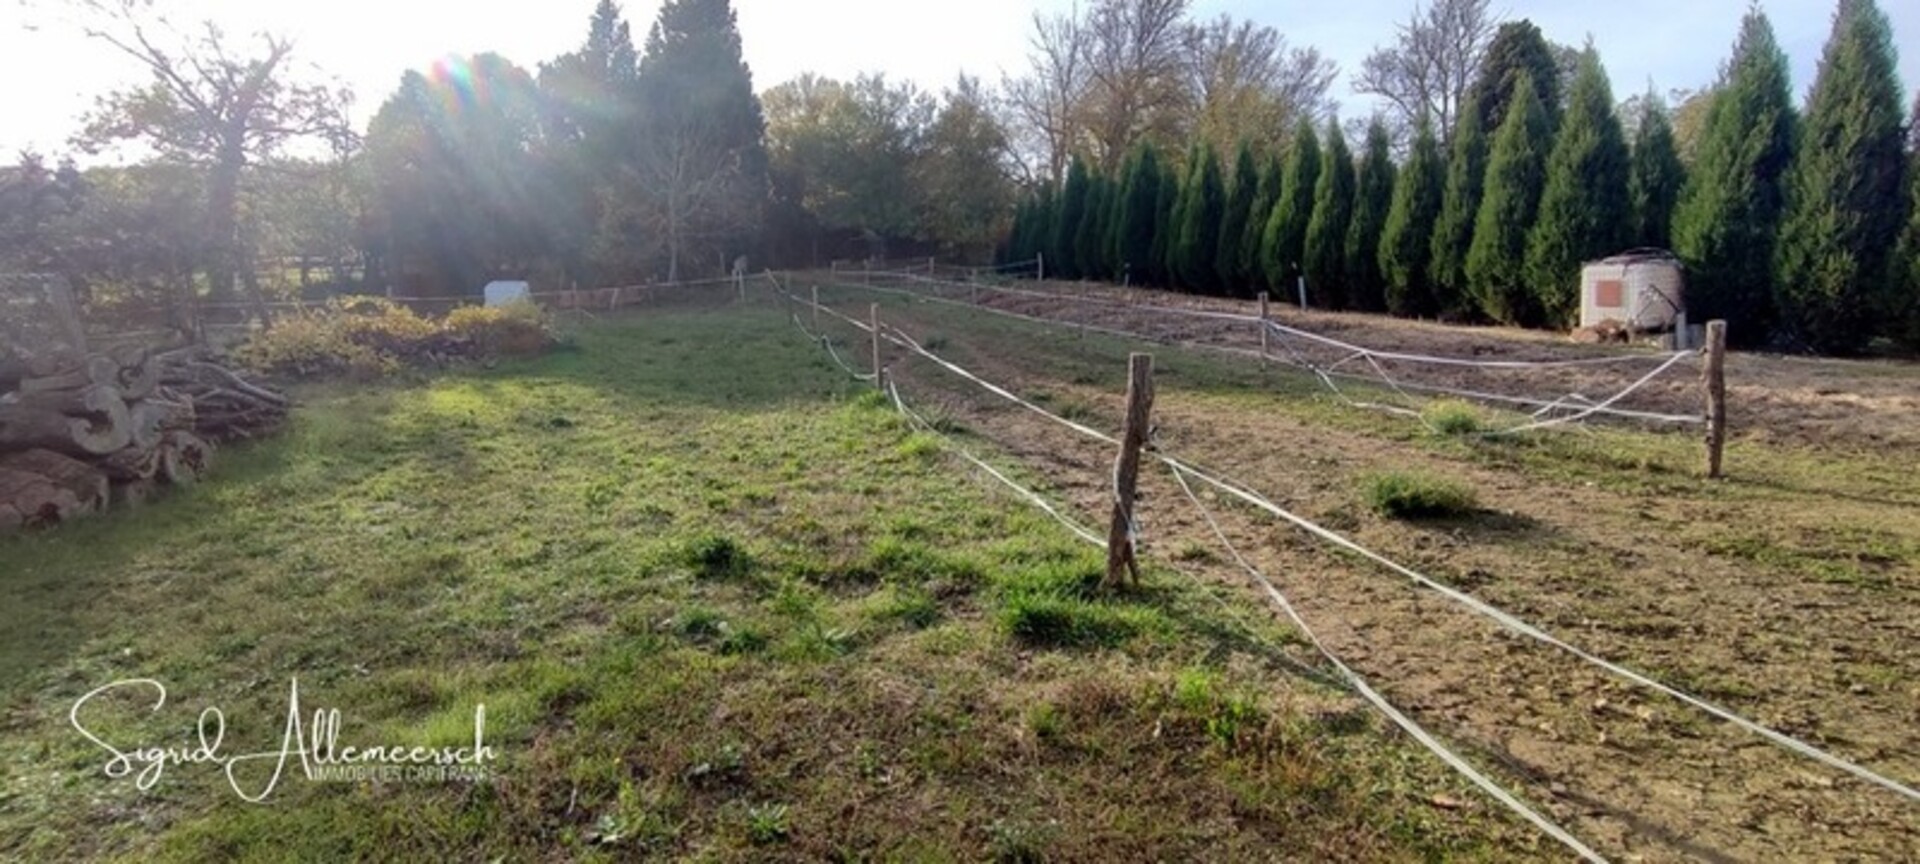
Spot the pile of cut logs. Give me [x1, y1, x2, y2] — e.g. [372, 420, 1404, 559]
[0, 345, 288, 532]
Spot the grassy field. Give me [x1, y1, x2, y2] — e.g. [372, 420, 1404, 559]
[785, 276, 1920, 862]
[0, 304, 1539, 861]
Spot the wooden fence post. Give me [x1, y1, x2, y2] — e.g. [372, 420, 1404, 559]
[811, 284, 820, 330]
[870, 303, 885, 390]
[1703, 319, 1727, 479]
[1105, 353, 1154, 589]
[1037, 253, 1046, 282]
[1257, 292, 1270, 359]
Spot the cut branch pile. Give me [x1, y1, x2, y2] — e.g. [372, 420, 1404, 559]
[0, 344, 287, 533]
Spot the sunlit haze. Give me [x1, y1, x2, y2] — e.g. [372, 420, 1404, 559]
[2, 0, 1916, 158]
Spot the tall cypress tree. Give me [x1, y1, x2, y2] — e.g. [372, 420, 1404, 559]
[1468, 21, 1566, 135]
[1216, 142, 1261, 294]
[1347, 118, 1397, 312]
[1172, 143, 1226, 294]
[1149, 160, 1181, 286]
[1467, 73, 1552, 326]
[1671, 8, 1795, 344]
[1775, 0, 1906, 354]
[1004, 197, 1032, 263]
[1381, 118, 1445, 318]
[1526, 48, 1630, 328]
[1031, 184, 1057, 273]
[1242, 152, 1283, 292]
[1430, 97, 1489, 316]
[1303, 121, 1355, 309]
[1113, 145, 1162, 285]
[1261, 120, 1321, 290]
[1052, 157, 1091, 280]
[1626, 88, 1686, 250]
[1896, 95, 1920, 349]
[1076, 174, 1111, 281]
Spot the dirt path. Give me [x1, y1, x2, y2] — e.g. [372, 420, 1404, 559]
[862, 295, 1920, 863]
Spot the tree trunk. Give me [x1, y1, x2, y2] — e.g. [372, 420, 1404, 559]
[0, 449, 108, 515]
[206, 144, 244, 303]
[0, 384, 133, 456]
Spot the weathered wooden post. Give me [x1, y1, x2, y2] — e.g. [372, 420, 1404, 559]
[1105, 353, 1154, 589]
[1295, 271, 1308, 310]
[870, 303, 885, 390]
[1257, 292, 1270, 359]
[1703, 319, 1728, 479]
[811, 284, 821, 330]
[1037, 253, 1046, 282]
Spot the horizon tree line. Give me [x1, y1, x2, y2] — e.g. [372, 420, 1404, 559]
[1002, 0, 1920, 355]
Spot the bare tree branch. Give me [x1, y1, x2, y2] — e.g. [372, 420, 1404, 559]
[1352, 0, 1498, 143]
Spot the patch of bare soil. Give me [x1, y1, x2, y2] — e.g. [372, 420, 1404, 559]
[871, 297, 1920, 863]
[927, 277, 1920, 452]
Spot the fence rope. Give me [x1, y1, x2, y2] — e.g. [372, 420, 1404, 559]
[817, 275, 1703, 428]
[788, 312, 877, 382]
[1157, 453, 1920, 806]
[888, 380, 1106, 548]
[783, 286, 1920, 807]
[1165, 462, 1609, 863]
[779, 285, 1609, 858]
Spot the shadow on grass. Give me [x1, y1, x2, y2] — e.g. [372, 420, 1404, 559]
[0, 306, 859, 698]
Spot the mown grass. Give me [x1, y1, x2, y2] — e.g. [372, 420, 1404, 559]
[0, 305, 1534, 861]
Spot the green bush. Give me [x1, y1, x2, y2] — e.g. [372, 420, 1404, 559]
[1362, 471, 1479, 519]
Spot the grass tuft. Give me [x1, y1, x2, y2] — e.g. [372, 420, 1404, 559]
[744, 803, 791, 845]
[680, 533, 754, 580]
[995, 560, 1156, 648]
[1421, 400, 1484, 436]
[1362, 471, 1479, 520]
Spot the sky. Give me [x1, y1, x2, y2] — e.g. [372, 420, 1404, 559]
[3, 0, 1916, 160]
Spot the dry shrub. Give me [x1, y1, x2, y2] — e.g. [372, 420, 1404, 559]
[236, 297, 553, 379]
[445, 303, 552, 357]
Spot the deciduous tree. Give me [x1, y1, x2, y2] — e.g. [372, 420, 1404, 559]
[627, 0, 769, 280]
[68, 0, 352, 324]
[1354, 0, 1498, 143]
[1186, 16, 1337, 157]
